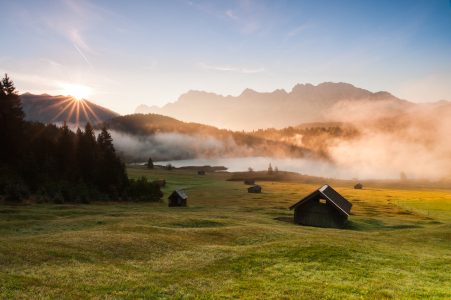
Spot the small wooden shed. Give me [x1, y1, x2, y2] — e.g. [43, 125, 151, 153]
[354, 183, 363, 189]
[168, 189, 188, 207]
[244, 179, 255, 185]
[198, 170, 205, 175]
[289, 184, 352, 229]
[155, 179, 166, 187]
[248, 185, 262, 193]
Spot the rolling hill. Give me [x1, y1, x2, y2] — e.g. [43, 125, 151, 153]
[20, 93, 120, 124]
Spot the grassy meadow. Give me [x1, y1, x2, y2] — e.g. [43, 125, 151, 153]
[1, 165, 451, 299]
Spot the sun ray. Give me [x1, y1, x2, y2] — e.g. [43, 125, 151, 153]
[79, 99, 91, 124]
[27, 97, 74, 117]
[65, 99, 78, 123]
[76, 100, 80, 128]
[49, 99, 77, 123]
[81, 99, 104, 126]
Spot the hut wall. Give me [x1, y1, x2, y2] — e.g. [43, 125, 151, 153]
[168, 195, 187, 207]
[294, 201, 346, 229]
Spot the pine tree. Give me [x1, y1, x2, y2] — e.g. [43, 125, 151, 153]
[57, 121, 74, 179]
[268, 163, 273, 175]
[0, 74, 26, 163]
[147, 157, 154, 169]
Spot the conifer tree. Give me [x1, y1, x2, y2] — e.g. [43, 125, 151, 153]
[147, 157, 154, 169]
[0, 74, 26, 163]
[57, 121, 74, 179]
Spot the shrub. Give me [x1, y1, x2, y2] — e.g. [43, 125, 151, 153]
[166, 163, 173, 170]
[36, 188, 50, 204]
[53, 192, 64, 204]
[127, 176, 163, 202]
[4, 181, 30, 202]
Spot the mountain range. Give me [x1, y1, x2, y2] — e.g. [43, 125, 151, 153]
[135, 82, 449, 131]
[20, 93, 119, 124]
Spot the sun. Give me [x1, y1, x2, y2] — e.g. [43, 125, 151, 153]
[60, 83, 92, 100]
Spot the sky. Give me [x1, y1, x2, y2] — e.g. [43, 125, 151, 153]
[1, 0, 451, 115]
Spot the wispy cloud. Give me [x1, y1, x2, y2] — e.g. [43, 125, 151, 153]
[198, 62, 265, 74]
[40, 58, 63, 67]
[284, 24, 312, 42]
[225, 9, 238, 20]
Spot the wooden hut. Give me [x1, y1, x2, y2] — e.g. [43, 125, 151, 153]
[247, 185, 262, 193]
[168, 189, 188, 207]
[198, 170, 205, 175]
[244, 179, 255, 185]
[354, 183, 363, 189]
[155, 179, 166, 187]
[289, 184, 352, 229]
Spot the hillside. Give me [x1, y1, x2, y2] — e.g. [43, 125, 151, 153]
[135, 82, 448, 131]
[20, 93, 120, 124]
[99, 113, 320, 162]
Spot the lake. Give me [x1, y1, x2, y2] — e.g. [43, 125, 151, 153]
[154, 157, 399, 180]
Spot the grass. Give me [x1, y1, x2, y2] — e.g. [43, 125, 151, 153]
[1, 165, 451, 299]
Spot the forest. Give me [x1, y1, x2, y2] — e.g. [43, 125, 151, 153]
[0, 74, 162, 204]
[100, 114, 359, 162]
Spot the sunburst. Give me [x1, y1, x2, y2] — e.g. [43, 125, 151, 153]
[60, 83, 92, 100]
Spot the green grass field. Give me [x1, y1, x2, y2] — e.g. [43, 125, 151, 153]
[1, 165, 451, 299]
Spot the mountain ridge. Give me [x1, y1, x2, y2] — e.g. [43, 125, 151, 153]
[136, 82, 446, 131]
[20, 93, 120, 124]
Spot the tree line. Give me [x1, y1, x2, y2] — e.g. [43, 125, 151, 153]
[0, 74, 162, 203]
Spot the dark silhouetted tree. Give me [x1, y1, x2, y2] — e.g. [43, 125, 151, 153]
[0, 74, 26, 163]
[147, 157, 154, 169]
[57, 121, 74, 179]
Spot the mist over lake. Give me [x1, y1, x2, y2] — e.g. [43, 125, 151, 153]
[154, 157, 401, 180]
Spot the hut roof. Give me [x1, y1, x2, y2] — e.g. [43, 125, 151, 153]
[289, 184, 352, 216]
[249, 185, 262, 191]
[354, 183, 363, 189]
[169, 189, 188, 200]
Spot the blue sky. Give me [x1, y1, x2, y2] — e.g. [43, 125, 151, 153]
[1, 0, 451, 114]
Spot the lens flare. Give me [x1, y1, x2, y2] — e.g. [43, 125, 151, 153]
[60, 83, 92, 100]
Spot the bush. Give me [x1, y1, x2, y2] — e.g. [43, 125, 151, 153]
[53, 192, 64, 204]
[166, 163, 173, 170]
[36, 188, 50, 204]
[4, 181, 30, 203]
[127, 176, 163, 202]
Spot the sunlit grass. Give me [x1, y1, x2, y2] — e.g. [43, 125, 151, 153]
[1, 165, 451, 298]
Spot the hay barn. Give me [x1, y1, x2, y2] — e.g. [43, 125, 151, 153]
[198, 170, 205, 175]
[244, 179, 255, 185]
[248, 185, 262, 193]
[155, 179, 166, 187]
[289, 184, 352, 229]
[354, 183, 363, 189]
[168, 189, 188, 207]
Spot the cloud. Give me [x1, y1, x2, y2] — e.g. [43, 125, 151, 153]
[39, 58, 63, 67]
[225, 9, 238, 20]
[285, 24, 311, 38]
[198, 62, 266, 74]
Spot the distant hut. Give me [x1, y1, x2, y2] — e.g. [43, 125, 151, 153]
[248, 185, 262, 193]
[168, 189, 188, 207]
[354, 183, 363, 189]
[289, 184, 352, 229]
[155, 179, 166, 187]
[198, 170, 205, 175]
[244, 179, 255, 185]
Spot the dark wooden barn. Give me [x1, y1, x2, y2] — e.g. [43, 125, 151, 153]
[354, 183, 363, 189]
[168, 189, 188, 207]
[248, 185, 262, 193]
[244, 179, 255, 185]
[289, 184, 352, 229]
[155, 179, 166, 187]
[198, 170, 205, 175]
